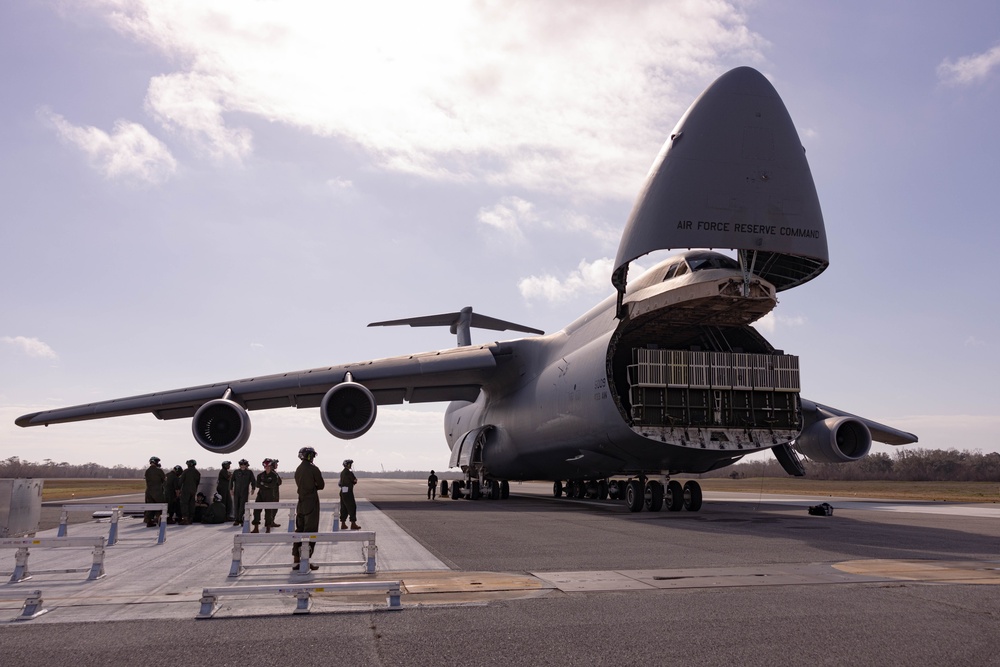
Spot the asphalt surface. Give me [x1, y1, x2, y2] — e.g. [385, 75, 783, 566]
[3, 479, 999, 666]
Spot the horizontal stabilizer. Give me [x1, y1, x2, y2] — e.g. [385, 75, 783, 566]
[369, 306, 542, 347]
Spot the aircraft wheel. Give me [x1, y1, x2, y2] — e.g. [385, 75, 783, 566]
[488, 480, 501, 500]
[440, 480, 449, 498]
[645, 480, 664, 512]
[451, 480, 463, 500]
[552, 481, 563, 498]
[625, 480, 643, 512]
[665, 480, 684, 511]
[500, 480, 510, 499]
[608, 480, 621, 500]
[597, 480, 609, 500]
[683, 481, 703, 512]
[470, 480, 481, 500]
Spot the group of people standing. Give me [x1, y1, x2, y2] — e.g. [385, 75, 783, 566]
[142, 451, 364, 569]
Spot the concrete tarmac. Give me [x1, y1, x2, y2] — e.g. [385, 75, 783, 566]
[2, 478, 999, 665]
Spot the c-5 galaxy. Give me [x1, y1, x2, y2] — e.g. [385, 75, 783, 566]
[17, 67, 916, 512]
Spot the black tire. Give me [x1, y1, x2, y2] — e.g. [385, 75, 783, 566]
[500, 480, 510, 499]
[645, 480, 664, 512]
[625, 480, 643, 512]
[451, 480, 463, 500]
[553, 481, 563, 498]
[488, 480, 500, 500]
[574, 481, 586, 499]
[470, 480, 481, 500]
[597, 479, 609, 500]
[665, 480, 684, 511]
[683, 480, 703, 512]
[608, 480, 621, 500]
[440, 480, 449, 498]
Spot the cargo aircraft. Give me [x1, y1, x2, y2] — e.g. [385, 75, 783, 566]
[16, 67, 916, 512]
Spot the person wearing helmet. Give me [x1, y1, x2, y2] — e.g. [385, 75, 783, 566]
[339, 459, 360, 530]
[203, 492, 227, 524]
[216, 460, 233, 521]
[164, 465, 183, 524]
[179, 459, 201, 525]
[144, 456, 166, 527]
[251, 458, 282, 533]
[427, 470, 438, 500]
[231, 459, 256, 527]
[292, 447, 325, 571]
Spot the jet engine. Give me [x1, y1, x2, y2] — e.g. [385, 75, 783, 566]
[321, 380, 377, 439]
[794, 416, 871, 464]
[192, 398, 252, 454]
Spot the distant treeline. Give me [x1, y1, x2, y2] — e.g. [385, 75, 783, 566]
[2, 449, 998, 482]
[699, 449, 1000, 482]
[0, 456, 455, 480]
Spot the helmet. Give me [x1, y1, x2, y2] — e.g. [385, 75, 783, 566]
[213, 493, 222, 502]
[186, 459, 197, 467]
[298, 447, 317, 461]
[271, 458, 279, 469]
[343, 459, 353, 467]
[238, 459, 249, 466]
[262, 458, 273, 467]
[149, 456, 160, 465]
[430, 470, 435, 474]
[221, 460, 231, 468]
[172, 465, 182, 473]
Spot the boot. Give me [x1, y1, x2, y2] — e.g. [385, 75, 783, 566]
[292, 559, 300, 571]
[340, 521, 348, 530]
[350, 522, 361, 530]
[233, 521, 241, 526]
[251, 525, 259, 533]
[265, 525, 271, 533]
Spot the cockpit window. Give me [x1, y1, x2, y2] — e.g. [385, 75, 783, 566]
[687, 255, 740, 272]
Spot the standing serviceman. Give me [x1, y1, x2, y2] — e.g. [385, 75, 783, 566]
[252, 458, 282, 533]
[427, 470, 438, 500]
[164, 464, 183, 524]
[179, 459, 201, 525]
[216, 460, 233, 521]
[144, 456, 166, 527]
[292, 447, 325, 571]
[339, 459, 360, 530]
[231, 459, 256, 527]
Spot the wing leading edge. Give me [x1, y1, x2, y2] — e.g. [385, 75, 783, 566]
[16, 344, 502, 427]
[801, 399, 917, 446]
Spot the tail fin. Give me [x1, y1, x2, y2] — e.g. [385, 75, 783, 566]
[368, 306, 543, 347]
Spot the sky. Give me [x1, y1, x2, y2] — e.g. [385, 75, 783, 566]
[2, 0, 999, 472]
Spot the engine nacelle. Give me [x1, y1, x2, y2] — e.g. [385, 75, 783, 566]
[192, 399, 252, 454]
[795, 416, 872, 464]
[321, 381, 377, 439]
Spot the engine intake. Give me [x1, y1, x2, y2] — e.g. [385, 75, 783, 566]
[192, 399, 252, 454]
[321, 381, 377, 439]
[795, 416, 871, 464]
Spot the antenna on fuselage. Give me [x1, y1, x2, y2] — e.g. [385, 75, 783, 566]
[368, 306, 544, 347]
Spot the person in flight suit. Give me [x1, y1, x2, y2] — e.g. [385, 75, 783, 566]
[179, 459, 201, 525]
[144, 456, 166, 527]
[292, 447, 325, 571]
[216, 460, 233, 521]
[231, 459, 256, 526]
[339, 459, 360, 530]
[251, 458, 282, 533]
[427, 470, 438, 500]
[164, 464, 183, 524]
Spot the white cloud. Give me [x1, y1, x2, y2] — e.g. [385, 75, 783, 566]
[937, 44, 1000, 85]
[519, 257, 615, 302]
[85, 0, 766, 198]
[2, 336, 58, 360]
[477, 196, 537, 241]
[41, 108, 177, 184]
[754, 312, 807, 334]
[963, 335, 986, 348]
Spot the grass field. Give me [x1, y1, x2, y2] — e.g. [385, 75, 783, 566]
[37, 477, 1000, 503]
[694, 477, 1000, 503]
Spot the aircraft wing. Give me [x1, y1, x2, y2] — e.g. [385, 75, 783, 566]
[801, 399, 917, 446]
[15, 344, 502, 427]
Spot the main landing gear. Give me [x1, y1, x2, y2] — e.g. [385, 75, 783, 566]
[553, 477, 703, 513]
[450, 478, 510, 501]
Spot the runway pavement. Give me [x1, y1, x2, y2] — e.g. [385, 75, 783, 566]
[2, 478, 998, 665]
